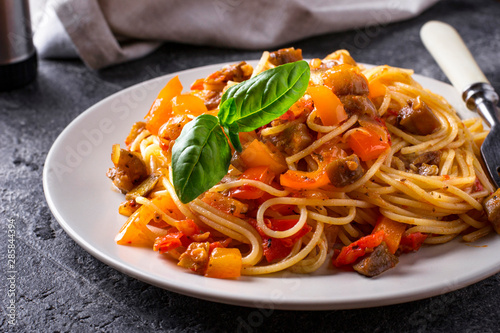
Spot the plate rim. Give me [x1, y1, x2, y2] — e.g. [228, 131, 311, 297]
[43, 60, 500, 310]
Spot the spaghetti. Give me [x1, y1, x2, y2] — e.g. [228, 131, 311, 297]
[107, 48, 497, 279]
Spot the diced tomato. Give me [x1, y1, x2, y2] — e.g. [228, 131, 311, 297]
[372, 216, 406, 254]
[266, 219, 311, 247]
[176, 219, 200, 237]
[399, 232, 427, 253]
[332, 230, 385, 267]
[145, 76, 183, 135]
[248, 218, 312, 262]
[229, 166, 275, 200]
[153, 230, 184, 253]
[346, 127, 390, 161]
[308, 85, 348, 126]
[262, 238, 292, 263]
[208, 238, 232, 255]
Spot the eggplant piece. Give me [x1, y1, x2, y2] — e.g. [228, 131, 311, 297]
[417, 163, 439, 176]
[178, 242, 210, 273]
[323, 50, 358, 66]
[408, 151, 442, 175]
[353, 242, 399, 277]
[326, 155, 364, 187]
[268, 48, 303, 66]
[398, 97, 441, 135]
[323, 69, 369, 96]
[204, 61, 253, 91]
[125, 173, 161, 201]
[263, 123, 313, 156]
[484, 188, 500, 234]
[340, 95, 377, 118]
[106, 144, 148, 193]
[412, 151, 442, 167]
[394, 151, 442, 173]
[193, 89, 222, 110]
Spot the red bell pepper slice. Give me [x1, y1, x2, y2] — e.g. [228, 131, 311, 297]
[346, 127, 390, 161]
[399, 232, 427, 253]
[332, 230, 385, 267]
[230, 166, 275, 200]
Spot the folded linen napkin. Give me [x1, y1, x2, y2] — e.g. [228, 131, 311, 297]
[33, 0, 440, 70]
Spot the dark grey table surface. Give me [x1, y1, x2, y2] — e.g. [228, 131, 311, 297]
[2, 0, 500, 332]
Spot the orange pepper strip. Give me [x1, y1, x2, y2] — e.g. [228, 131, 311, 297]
[240, 139, 287, 174]
[308, 85, 347, 126]
[190, 78, 205, 91]
[280, 144, 344, 190]
[204, 248, 242, 279]
[171, 94, 208, 117]
[144, 76, 183, 135]
[280, 169, 330, 190]
[368, 79, 387, 99]
[372, 216, 406, 254]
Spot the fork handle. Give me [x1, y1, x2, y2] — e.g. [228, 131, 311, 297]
[420, 21, 489, 93]
[420, 20, 499, 127]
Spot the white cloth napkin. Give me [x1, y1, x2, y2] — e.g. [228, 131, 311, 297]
[33, 0, 440, 70]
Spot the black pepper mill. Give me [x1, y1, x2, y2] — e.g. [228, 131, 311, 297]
[0, 0, 37, 91]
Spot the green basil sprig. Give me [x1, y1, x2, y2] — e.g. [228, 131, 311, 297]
[218, 61, 310, 133]
[171, 114, 231, 204]
[172, 60, 310, 203]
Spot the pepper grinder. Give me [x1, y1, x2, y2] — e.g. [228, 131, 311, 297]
[0, 0, 37, 91]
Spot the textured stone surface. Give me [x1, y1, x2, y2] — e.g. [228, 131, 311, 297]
[1, 0, 500, 332]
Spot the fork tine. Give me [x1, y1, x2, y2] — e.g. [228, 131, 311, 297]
[481, 130, 500, 188]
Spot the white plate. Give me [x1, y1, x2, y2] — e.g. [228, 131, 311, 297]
[43, 61, 500, 310]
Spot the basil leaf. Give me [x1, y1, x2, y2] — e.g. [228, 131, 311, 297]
[218, 60, 310, 132]
[172, 114, 231, 203]
[219, 98, 243, 151]
[223, 124, 242, 152]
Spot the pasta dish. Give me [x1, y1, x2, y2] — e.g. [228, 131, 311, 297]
[107, 48, 500, 279]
